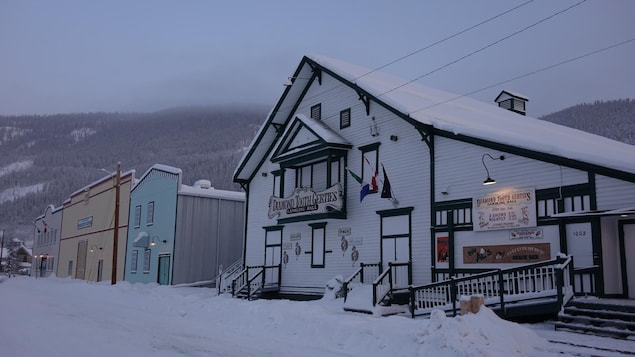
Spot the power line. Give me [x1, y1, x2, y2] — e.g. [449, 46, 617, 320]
[377, 0, 587, 98]
[409, 37, 635, 115]
[354, 0, 535, 80]
[276, 1, 536, 117]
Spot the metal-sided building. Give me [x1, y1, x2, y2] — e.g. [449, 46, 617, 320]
[232, 55, 635, 306]
[58, 168, 135, 282]
[124, 164, 245, 286]
[33, 204, 62, 278]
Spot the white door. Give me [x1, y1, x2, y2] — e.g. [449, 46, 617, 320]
[380, 214, 410, 271]
[566, 222, 594, 267]
[623, 223, 635, 298]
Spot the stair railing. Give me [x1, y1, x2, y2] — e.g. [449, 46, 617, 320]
[342, 262, 382, 302]
[409, 256, 573, 318]
[217, 259, 244, 294]
[372, 261, 411, 306]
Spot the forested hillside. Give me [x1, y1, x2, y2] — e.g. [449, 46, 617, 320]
[1, 98, 633, 243]
[0, 105, 268, 239]
[539, 98, 635, 145]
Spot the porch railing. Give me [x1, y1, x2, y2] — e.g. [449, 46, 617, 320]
[231, 264, 281, 300]
[372, 261, 411, 306]
[217, 259, 244, 294]
[410, 256, 574, 318]
[342, 262, 382, 302]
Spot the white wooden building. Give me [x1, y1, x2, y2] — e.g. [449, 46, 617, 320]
[233, 55, 635, 304]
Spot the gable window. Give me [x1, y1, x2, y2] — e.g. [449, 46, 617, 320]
[359, 143, 380, 193]
[310, 222, 326, 268]
[143, 249, 151, 273]
[310, 104, 321, 120]
[134, 205, 142, 227]
[130, 250, 138, 273]
[147, 202, 155, 225]
[340, 108, 351, 129]
[272, 170, 283, 197]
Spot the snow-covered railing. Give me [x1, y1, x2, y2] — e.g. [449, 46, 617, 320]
[217, 259, 244, 294]
[409, 256, 573, 318]
[342, 262, 381, 302]
[372, 261, 411, 306]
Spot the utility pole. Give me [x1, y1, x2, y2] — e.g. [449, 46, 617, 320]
[0, 229, 4, 273]
[111, 162, 121, 285]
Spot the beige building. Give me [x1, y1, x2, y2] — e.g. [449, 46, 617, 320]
[58, 168, 134, 282]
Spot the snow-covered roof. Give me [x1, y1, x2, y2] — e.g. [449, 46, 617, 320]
[178, 185, 245, 201]
[308, 54, 635, 174]
[132, 164, 182, 191]
[68, 169, 135, 199]
[234, 54, 635, 182]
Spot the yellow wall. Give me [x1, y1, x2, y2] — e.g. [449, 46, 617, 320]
[58, 172, 133, 282]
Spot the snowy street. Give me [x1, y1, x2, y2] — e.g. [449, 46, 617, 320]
[1, 276, 633, 356]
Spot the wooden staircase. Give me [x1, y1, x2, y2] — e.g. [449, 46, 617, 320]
[556, 298, 635, 339]
[231, 264, 281, 301]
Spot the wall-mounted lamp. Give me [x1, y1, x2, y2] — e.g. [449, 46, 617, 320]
[482, 154, 505, 185]
[150, 236, 167, 247]
[390, 135, 398, 142]
[90, 245, 102, 253]
[261, 172, 268, 177]
[370, 117, 379, 137]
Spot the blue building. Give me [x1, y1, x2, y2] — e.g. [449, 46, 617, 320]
[124, 164, 245, 285]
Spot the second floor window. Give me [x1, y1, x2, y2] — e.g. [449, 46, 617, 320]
[134, 205, 142, 227]
[147, 202, 154, 225]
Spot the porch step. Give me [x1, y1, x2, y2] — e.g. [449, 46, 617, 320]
[556, 299, 635, 339]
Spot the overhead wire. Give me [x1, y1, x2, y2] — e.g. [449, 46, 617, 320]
[376, 0, 588, 98]
[408, 37, 635, 115]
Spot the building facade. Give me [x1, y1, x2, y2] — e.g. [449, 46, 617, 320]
[58, 168, 134, 282]
[125, 164, 245, 286]
[234, 55, 635, 299]
[33, 204, 62, 278]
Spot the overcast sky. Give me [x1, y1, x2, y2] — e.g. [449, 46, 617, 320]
[1, 0, 633, 117]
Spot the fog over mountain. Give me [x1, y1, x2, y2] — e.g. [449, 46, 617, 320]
[0, 99, 633, 243]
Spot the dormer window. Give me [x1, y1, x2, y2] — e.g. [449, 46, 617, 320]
[269, 114, 351, 223]
[495, 90, 528, 116]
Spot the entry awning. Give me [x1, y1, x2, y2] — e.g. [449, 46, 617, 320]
[550, 207, 635, 218]
[133, 231, 149, 247]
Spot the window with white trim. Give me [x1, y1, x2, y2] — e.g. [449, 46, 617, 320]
[143, 249, 151, 273]
[131, 250, 138, 274]
[310, 222, 326, 268]
[147, 202, 154, 225]
[134, 205, 142, 227]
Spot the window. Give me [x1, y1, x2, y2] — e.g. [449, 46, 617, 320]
[310, 104, 321, 120]
[143, 249, 151, 273]
[272, 170, 282, 197]
[293, 159, 338, 192]
[146, 202, 155, 225]
[130, 250, 138, 273]
[310, 222, 326, 268]
[340, 108, 351, 129]
[359, 143, 380, 193]
[134, 205, 142, 227]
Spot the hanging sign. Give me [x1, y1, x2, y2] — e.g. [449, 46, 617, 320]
[473, 188, 536, 231]
[510, 228, 543, 240]
[268, 183, 343, 219]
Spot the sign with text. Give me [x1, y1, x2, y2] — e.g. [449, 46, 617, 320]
[463, 243, 550, 264]
[77, 216, 93, 230]
[510, 228, 543, 240]
[268, 183, 343, 219]
[473, 188, 536, 231]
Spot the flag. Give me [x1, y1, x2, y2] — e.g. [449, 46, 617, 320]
[381, 164, 392, 199]
[347, 167, 370, 202]
[364, 156, 378, 192]
[42, 220, 48, 233]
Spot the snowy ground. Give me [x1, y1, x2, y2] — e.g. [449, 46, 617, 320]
[1, 276, 633, 357]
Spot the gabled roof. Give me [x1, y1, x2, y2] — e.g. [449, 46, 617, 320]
[234, 54, 635, 184]
[271, 114, 351, 163]
[132, 164, 182, 192]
